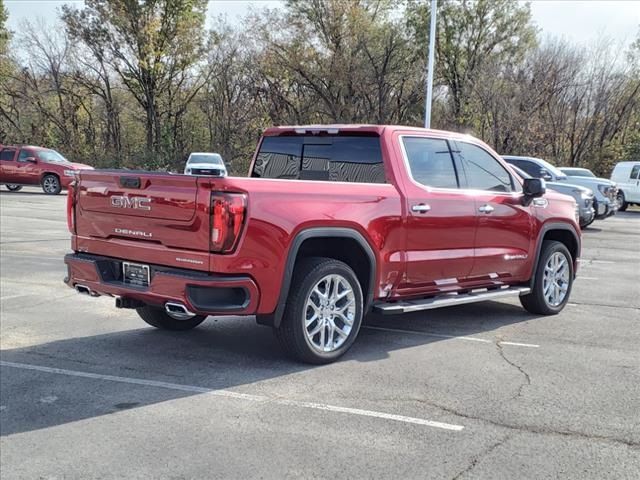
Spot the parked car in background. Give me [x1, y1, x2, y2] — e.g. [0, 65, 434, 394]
[503, 155, 618, 219]
[610, 161, 640, 211]
[65, 125, 581, 364]
[183, 152, 227, 177]
[509, 164, 595, 228]
[0, 145, 93, 194]
[558, 167, 596, 178]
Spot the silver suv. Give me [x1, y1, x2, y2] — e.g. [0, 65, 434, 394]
[504, 156, 617, 219]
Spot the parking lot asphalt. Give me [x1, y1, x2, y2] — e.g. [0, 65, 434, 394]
[1, 187, 639, 479]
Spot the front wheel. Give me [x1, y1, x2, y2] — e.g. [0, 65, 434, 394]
[136, 305, 206, 331]
[275, 257, 363, 364]
[42, 174, 62, 195]
[617, 191, 628, 212]
[520, 240, 574, 315]
[5, 184, 22, 192]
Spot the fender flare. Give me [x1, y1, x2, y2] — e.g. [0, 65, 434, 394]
[259, 227, 377, 328]
[529, 222, 581, 288]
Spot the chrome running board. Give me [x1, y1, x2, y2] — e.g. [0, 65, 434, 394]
[373, 286, 531, 315]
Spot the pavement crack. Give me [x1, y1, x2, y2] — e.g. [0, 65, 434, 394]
[496, 340, 531, 399]
[451, 434, 511, 480]
[383, 396, 639, 449]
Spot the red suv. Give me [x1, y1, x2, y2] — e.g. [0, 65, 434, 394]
[0, 145, 93, 194]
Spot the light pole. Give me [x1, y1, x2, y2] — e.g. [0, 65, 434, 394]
[424, 0, 437, 129]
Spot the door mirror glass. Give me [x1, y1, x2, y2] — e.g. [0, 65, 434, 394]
[24, 156, 37, 163]
[523, 178, 546, 198]
[539, 168, 552, 181]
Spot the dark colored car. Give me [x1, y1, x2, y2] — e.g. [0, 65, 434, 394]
[65, 125, 581, 363]
[0, 145, 93, 194]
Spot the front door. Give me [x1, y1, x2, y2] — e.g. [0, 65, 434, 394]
[453, 141, 533, 283]
[15, 148, 40, 184]
[627, 164, 640, 203]
[395, 134, 477, 296]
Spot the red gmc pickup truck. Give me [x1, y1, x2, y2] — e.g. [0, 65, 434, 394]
[65, 125, 581, 363]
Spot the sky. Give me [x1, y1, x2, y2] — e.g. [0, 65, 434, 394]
[4, 0, 640, 48]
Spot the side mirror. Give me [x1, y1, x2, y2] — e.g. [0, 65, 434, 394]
[24, 157, 37, 163]
[523, 178, 546, 205]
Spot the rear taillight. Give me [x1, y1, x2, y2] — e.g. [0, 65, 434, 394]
[211, 193, 247, 253]
[66, 181, 76, 233]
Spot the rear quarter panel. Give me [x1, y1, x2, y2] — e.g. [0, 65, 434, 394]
[209, 176, 404, 315]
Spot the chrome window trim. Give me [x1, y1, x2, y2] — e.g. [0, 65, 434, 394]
[398, 134, 523, 197]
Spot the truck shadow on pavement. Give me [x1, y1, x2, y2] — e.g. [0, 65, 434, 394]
[0, 301, 540, 436]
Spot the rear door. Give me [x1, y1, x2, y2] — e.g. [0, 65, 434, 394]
[0, 148, 18, 183]
[454, 141, 532, 282]
[395, 134, 477, 296]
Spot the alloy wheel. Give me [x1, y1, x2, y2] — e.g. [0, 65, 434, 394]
[542, 252, 570, 307]
[304, 274, 356, 353]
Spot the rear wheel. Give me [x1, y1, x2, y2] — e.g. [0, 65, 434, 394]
[521, 240, 573, 315]
[275, 257, 363, 364]
[5, 184, 22, 192]
[136, 305, 206, 331]
[42, 174, 62, 195]
[580, 216, 595, 229]
[617, 191, 628, 211]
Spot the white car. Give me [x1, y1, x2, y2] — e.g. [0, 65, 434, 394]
[183, 153, 227, 177]
[610, 161, 640, 211]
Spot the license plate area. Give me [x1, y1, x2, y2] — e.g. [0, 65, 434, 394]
[122, 262, 150, 287]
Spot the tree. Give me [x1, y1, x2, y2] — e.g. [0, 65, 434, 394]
[61, 0, 208, 159]
[406, 0, 537, 129]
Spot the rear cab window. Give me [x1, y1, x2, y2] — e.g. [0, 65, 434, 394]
[251, 135, 386, 184]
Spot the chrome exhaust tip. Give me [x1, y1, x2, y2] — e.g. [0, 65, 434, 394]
[75, 284, 91, 295]
[164, 302, 196, 320]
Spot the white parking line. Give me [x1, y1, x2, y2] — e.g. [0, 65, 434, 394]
[581, 259, 616, 264]
[363, 326, 540, 348]
[0, 360, 464, 432]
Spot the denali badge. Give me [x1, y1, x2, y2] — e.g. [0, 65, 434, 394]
[111, 195, 152, 211]
[115, 228, 153, 238]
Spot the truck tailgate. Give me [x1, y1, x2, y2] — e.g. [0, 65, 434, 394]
[74, 170, 212, 270]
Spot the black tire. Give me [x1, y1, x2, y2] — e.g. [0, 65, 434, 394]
[580, 216, 595, 229]
[520, 240, 574, 315]
[42, 174, 62, 195]
[617, 191, 628, 212]
[136, 305, 206, 331]
[275, 257, 363, 364]
[5, 184, 22, 192]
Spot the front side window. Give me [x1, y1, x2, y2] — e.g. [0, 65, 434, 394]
[458, 143, 514, 192]
[630, 165, 640, 180]
[252, 135, 385, 183]
[18, 149, 32, 162]
[402, 137, 458, 189]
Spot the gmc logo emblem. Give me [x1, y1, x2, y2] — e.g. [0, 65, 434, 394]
[110, 195, 152, 211]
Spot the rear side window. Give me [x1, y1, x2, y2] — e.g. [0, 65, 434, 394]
[402, 137, 458, 188]
[630, 165, 640, 179]
[0, 149, 15, 161]
[252, 136, 386, 183]
[458, 143, 514, 192]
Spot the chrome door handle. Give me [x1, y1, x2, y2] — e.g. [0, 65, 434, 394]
[411, 203, 431, 213]
[478, 204, 494, 214]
